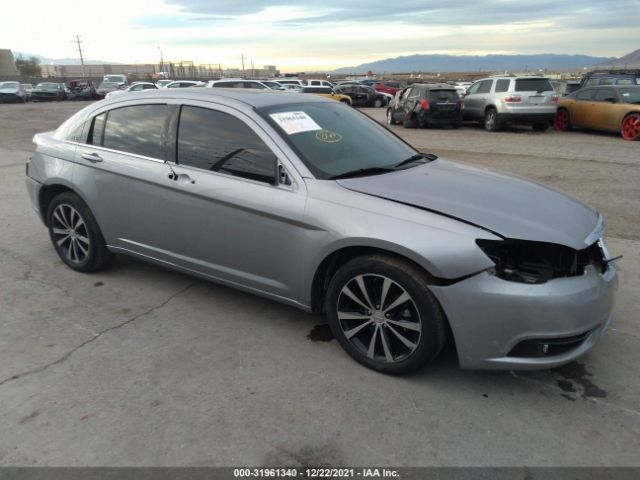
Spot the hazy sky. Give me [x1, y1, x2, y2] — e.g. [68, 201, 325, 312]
[2, 0, 639, 71]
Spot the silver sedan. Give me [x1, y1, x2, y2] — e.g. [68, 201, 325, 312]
[25, 88, 618, 374]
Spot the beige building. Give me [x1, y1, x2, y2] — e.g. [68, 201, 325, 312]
[0, 49, 19, 76]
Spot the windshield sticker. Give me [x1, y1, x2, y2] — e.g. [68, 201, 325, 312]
[315, 129, 343, 143]
[269, 111, 322, 135]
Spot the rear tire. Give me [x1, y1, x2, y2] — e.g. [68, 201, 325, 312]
[47, 192, 113, 273]
[484, 108, 499, 132]
[325, 254, 448, 375]
[554, 109, 572, 131]
[373, 98, 383, 108]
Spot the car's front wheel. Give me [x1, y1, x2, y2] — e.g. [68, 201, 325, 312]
[325, 254, 448, 375]
[554, 109, 572, 131]
[47, 192, 113, 272]
[386, 108, 396, 125]
[621, 113, 640, 141]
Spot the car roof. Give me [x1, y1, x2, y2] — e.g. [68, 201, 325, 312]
[99, 86, 330, 110]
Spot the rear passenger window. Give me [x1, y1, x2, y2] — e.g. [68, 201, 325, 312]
[576, 89, 596, 100]
[101, 105, 166, 159]
[495, 79, 510, 93]
[177, 106, 277, 184]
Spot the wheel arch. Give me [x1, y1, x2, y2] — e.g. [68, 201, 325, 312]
[39, 182, 86, 227]
[309, 243, 441, 314]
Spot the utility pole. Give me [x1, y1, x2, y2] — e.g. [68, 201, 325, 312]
[241, 53, 245, 74]
[73, 35, 86, 78]
[251, 59, 254, 79]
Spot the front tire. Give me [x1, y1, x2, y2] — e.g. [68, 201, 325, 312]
[47, 192, 113, 272]
[325, 254, 448, 375]
[621, 113, 640, 141]
[386, 108, 397, 125]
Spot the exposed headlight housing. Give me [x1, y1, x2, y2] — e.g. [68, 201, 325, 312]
[476, 239, 607, 284]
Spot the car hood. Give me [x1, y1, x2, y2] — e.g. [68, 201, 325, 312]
[0, 87, 19, 94]
[336, 159, 599, 250]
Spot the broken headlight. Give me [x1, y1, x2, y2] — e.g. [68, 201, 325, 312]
[476, 239, 606, 284]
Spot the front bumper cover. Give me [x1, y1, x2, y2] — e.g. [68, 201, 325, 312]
[430, 263, 618, 370]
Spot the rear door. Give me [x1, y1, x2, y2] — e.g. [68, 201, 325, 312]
[590, 87, 621, 131]
[571, 88, 597, 126]
[393, 87, 412, 122]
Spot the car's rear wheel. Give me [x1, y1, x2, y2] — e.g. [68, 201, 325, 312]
[373, 98, 383, 108]
[621, 113, 640, 141]
[554, 109, 572, 131]
[484, 108, 499, 132]
[47, 192, 112, 272]
[325, 254, 447, 375]
[386, 108, 396, 125]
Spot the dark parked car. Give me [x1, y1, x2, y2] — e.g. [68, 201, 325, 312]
[31, 82, 67, 102]
[67, 79, 98, 101]
[579, 69, 640, 89]
[387, 84, 463, 128]
[334, 84, 388, 107]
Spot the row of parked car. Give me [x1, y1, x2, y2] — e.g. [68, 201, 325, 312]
[384, 71, 640, 141]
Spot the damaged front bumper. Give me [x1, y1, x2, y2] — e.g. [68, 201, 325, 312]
[430, 262, 618, 370]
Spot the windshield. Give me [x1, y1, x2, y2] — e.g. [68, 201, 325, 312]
[104, 75, 125, 83]
[0, 82, 20, 88]
[515, 78, 553, 92]
[37, 83, 59, 89]
[257, 102, 417, 179]
[619, 88, 640, 104]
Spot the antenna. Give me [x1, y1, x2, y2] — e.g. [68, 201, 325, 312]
[73, 35, 86, 78]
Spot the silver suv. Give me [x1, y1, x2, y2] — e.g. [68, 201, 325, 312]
[463, 76, 558, 131]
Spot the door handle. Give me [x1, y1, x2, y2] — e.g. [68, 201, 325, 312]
[81, 152, 103, 163]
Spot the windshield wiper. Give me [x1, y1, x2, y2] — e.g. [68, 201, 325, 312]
[329, 167, 395, 180]
[393, 153, 437, 169]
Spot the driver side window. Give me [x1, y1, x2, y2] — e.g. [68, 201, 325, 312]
[176, 106, 278, 184]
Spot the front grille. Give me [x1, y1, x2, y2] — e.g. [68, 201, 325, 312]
[507, 329, 594, 358]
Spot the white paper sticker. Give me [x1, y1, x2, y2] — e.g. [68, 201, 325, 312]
[269, 111, 322, 135]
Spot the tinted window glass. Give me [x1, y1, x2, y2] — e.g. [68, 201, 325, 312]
[89, 113, 106, 145]
[466, 82, 480, 94]
[594, 88, 617, 101]
[615, 78, 634, 85]
[258, 102, 416, 180]
[515, 78, 553, 92]
[618, 88, 640, 103]
[177, 106, 277, 184]
[428, 90, 459, 101]
[575, 89, 596, 100]
[102, 105, 165, 158]
[244, 82, 266, 89]
[477, 80, 493, 94]
[495, 79, 510, 93]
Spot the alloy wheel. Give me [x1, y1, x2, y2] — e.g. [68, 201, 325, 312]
[387, 109, 393, 124]
[554, 110, 570, 131]
[485, 110, 497, 131]
[336, 274, 422, 364]
[621, 114, 640, 140]
[51, 204, 91, 264]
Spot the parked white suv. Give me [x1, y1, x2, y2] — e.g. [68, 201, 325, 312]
[463, 76, 558, 131]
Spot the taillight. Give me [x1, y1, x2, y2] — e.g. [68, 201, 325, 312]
[504, 95, 522, 103]
[421, 99, 429, 110]
[551, 95, 559, 103]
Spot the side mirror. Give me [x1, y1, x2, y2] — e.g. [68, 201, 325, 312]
[277, 163, 292, 186]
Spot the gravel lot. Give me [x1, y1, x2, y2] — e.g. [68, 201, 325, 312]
[0, 101, 638, 466]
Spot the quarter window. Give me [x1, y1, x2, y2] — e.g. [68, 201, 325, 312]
[100, 105, 166, 158]
[177, 106, 277, 184]
[88, 113, 106, 146]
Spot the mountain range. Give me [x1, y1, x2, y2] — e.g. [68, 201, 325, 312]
[331, 53, 620, 74]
